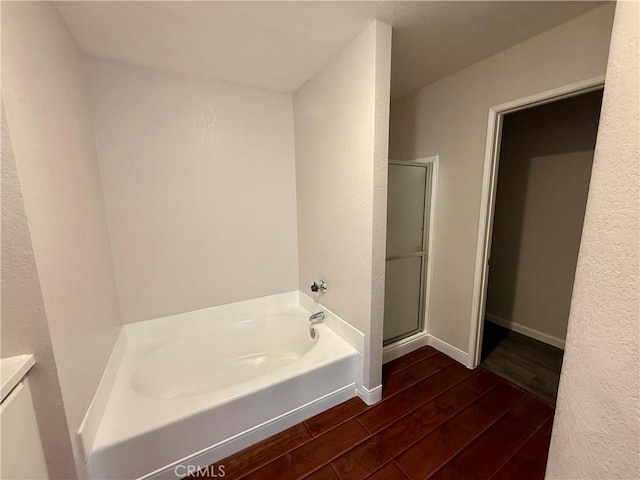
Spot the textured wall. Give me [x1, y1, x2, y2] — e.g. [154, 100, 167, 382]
[546, 1, 639, 478]
[86, 58, 299, 323]
[487, 92, 602, 345]
[369, 20, 393, 388]
[294, 20, 392, 390]
[1, 3, 122, 473]
[389, 4, 614, 353]
[1, 107, 77, 480]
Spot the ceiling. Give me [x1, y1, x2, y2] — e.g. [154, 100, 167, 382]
[56, 1, 604, 100]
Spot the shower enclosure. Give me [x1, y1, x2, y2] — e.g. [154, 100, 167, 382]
[384, 159, 436, 345]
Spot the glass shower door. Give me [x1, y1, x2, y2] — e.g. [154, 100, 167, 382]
[383, 162, 432, 344]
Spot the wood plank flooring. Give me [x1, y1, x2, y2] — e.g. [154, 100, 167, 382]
[191, 346, 554, 480]
[482, 321, 564, 405]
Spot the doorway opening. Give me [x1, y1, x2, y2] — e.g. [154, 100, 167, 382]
[476, 87, 604, 404]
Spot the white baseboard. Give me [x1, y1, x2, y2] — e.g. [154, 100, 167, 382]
[78, 328, 126, 463]
[356, 384, 382, 405]
[142, 383, 356, 480]
[426, 334, 471, 368]
[382, 331, 471, 369]
[485, 314, 565, 349]
[382, 331, 429, 364]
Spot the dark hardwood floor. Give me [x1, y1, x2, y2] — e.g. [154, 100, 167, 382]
[192, 346, 554, 480]
[481, 321, 564, 405]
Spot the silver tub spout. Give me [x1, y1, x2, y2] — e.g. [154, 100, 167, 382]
[309, 311, 325, 325]
[308, 311, 325, 339]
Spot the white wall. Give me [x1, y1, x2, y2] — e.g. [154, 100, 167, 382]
[1, 2, 123, 474]
[389, 4, 614, 354]
[294, 19, 392, 391]
[86, 58, 299, 323]
[486, 92, 602, 346]
[1, 107, 77, 479]
[547, 1, 639, 478]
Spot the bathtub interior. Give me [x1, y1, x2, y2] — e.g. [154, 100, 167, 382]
[83, 291, 361, 479]
[131, 315, 318, 399]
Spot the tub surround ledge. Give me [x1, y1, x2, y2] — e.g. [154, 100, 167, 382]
[77, 329, 126, 463]
[298, 291, 365, 354]
[1, 355, 35, 402]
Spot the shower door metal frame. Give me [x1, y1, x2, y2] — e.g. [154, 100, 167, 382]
[383, 158, 436, 346]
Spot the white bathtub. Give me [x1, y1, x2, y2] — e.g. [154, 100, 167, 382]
[81, 292, 360, 479]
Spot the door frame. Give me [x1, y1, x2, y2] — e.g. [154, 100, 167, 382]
[383, 155, 439, 363]
[467, 75, 606, 369]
